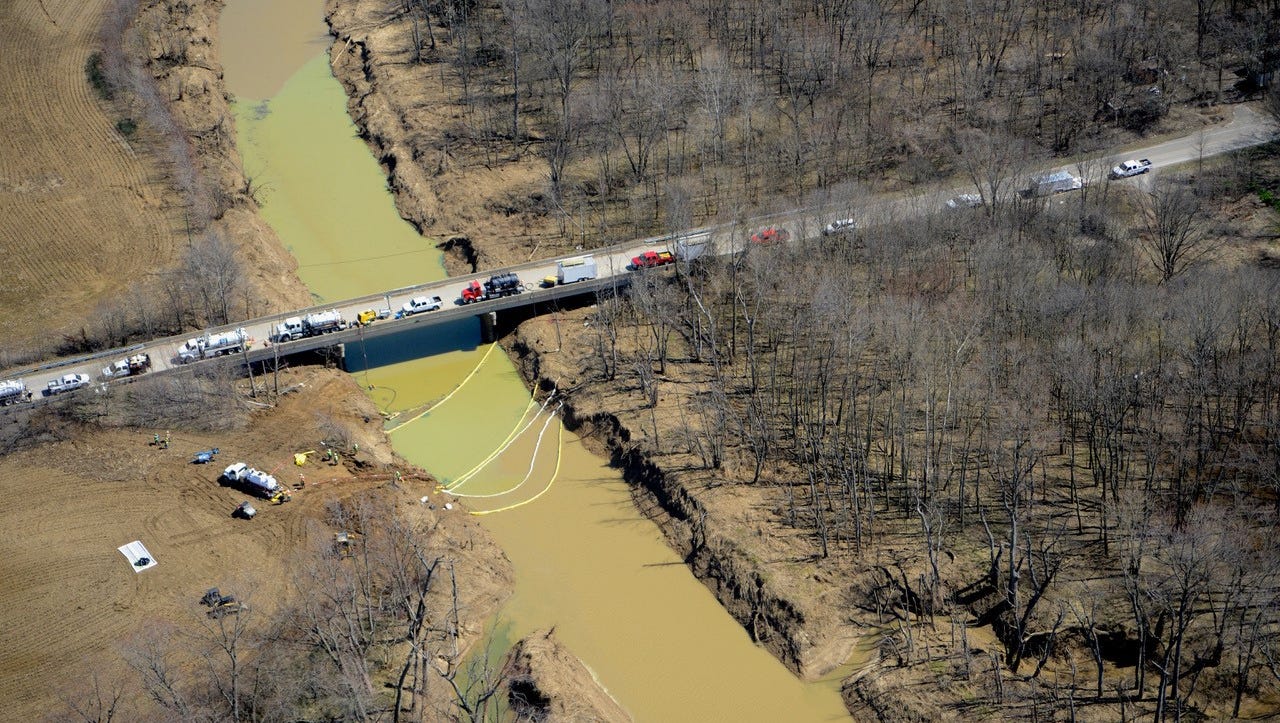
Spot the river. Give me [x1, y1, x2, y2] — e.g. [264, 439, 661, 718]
[220, 2, 852, 719]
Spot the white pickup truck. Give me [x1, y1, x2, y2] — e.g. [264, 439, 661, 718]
[1110, 158, 1152, 179]
[400, 295, 443, 317]
[45, 373, 91, 396]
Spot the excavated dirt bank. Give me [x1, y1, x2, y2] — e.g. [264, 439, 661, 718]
[506, 629, 631, 723]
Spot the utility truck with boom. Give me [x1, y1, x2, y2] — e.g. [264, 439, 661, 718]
[101, 353, 152, 379]
[178, 328, 249, 363]
[271, 310, 347, 342]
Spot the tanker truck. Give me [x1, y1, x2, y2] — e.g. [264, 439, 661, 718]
[271, 309, 347, 343]
[0, 379, 32, 406]
[221, 462, 290, 503]
[461, 273, 524, 303]
[178, 328, 250, 363]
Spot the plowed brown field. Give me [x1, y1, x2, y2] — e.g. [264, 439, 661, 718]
[0, 0, 177, 353]
[0, 369, 415, 719]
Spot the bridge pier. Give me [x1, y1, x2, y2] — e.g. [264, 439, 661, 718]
[479, 311, 498, 343]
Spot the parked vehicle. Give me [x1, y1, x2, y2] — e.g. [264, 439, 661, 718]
[823, 218, 857, 235]
[221, 462, 291, 503]
[674, 239, 709, 261]
[192, 448, 220, 464]
[0, 379, 32, 406]
[271, 309, 346, 342]
[1025, 171, 1084, 197]
[945, 194, 984, 209]
[356, 308, 392, 325]
[750, 227, 790, 244]
[102, 353, 151, 379]
[400, 295, 443, 316]
[45, 373, 91, 396]
[552, 256, 597, 284]
[1110, 158, 1152, 179]
[178, 328, 250, 363]
[461, 273, 524, 304]
[630, 250, 675, 269]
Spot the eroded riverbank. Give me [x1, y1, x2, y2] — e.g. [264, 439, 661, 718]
[218, 0, 854, 719]
[320, 1, 858, 719]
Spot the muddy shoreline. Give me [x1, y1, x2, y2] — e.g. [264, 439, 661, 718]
[131, 0, 313, 314]
[320, 0, 860, 697]
[127, 0, 626, 715]
[509, 324, 858, 682]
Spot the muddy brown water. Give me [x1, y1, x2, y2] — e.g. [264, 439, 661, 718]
[221, 3, 853, 719]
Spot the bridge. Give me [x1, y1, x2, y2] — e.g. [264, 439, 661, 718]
[2, 105, 1276, 405]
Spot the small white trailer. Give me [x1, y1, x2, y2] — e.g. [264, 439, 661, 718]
[555, 256, 597, 284]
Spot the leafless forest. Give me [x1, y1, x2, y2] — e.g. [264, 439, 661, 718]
[401, 0, 1278, 243]
[60, 0, 1280, 719]
[383, 0, 1280, 718]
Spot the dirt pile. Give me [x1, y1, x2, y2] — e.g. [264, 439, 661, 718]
[506, 629, 632, 723]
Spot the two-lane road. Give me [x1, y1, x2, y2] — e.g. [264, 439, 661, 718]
[2, 103, 1276, 408]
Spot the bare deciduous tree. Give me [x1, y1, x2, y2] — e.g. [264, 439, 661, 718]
[1138, 179, 1216, 282]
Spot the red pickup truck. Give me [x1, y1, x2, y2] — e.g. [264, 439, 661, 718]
[631, 250, 675, 269]
[749, 227, 790, 244]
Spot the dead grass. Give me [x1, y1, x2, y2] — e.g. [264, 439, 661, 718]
[0, 0, 180, 351]
[0, 367, 509, 718]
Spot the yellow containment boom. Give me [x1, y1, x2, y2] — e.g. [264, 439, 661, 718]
[294, 450, 316, 466]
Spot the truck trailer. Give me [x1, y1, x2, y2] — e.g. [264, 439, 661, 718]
[272, 310, 347, 342]
[1025, 171, 1083, 197]
[556, 256, 597, 284]
[178, 328, 249, 363]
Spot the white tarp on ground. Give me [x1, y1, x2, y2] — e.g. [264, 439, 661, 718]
[117, 540, 157, 573]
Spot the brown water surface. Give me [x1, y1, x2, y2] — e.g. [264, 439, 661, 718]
[220, 0, 329, 101]
[219, 7, 853, 719]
